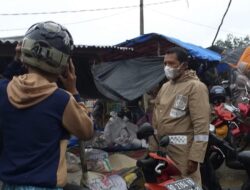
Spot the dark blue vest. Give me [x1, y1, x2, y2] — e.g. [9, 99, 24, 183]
[0, 79, 70, 187]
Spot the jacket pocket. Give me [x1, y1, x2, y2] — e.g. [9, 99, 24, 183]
[170, 94, 188, 118]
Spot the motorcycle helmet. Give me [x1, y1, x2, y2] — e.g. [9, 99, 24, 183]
[21, 21, 74, 75]
[209, 85, 226, 104]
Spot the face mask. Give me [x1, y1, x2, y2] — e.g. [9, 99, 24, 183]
[164, 65, 181, 80]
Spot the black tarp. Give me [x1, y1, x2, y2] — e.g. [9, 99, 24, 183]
[92, 56, 165, 101]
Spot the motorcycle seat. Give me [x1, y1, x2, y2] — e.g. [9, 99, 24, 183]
[238, 151, 250, 168]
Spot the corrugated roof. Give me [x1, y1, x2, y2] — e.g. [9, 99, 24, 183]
[0, 36, 133, 51]
[0, 36, 23, 44]
[74, 44, 133, 51]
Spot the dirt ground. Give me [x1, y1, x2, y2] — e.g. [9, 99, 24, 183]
[217, 162, 247, 190]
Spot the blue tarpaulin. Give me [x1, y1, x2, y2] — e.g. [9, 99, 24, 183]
[118, 33, 221, 62]
[216, 62, 230, 73]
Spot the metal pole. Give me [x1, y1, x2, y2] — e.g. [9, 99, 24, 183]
[140, 0, 144, 35]
[140, 0, 148, 112]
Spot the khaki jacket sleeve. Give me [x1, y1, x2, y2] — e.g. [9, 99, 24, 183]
[149, 89, 162, 152]
[148, 108, 159, 151]
[188, 82, 210, 163]
[62, 96, 93, 140]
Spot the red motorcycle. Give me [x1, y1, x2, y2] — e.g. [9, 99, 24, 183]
[136, 123, 202, 190]
[211, 102, 250, 152]
[210, 86, 250, 152]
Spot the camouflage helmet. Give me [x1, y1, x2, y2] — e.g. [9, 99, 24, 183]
[21, 21, 74, 74]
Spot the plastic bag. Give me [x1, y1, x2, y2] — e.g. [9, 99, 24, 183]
[104, 114, 143, 149]
[66, 152, 81, 173]
[85, 149, 112, 173]
[81, 172, 127, 190]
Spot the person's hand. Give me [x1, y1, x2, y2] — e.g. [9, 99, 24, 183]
[187, 160, 198, 174]
[59, 59, 78, 95]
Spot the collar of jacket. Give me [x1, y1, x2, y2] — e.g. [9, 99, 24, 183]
[170, 69, 199, 84]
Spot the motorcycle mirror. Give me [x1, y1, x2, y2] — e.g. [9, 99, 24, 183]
[159, 136, 170, 147]
[137, 122, 154, 140]
[209, 124, 215, 133]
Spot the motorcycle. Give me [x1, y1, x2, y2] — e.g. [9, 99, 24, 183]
[136, 123, 202, 190]
[136, 123, 250, 190]
[203, 124, 250, 190]
[212, 81, 250, 151]
[211, 101, 250, 152]
[210, 83, 250, 152]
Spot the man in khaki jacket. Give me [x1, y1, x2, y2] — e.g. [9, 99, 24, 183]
[149, 47, 210, 187]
